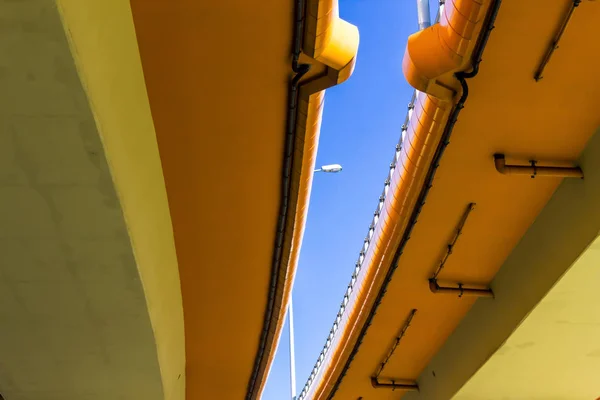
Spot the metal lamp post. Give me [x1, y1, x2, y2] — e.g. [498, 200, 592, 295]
[288, 163, 343, 400]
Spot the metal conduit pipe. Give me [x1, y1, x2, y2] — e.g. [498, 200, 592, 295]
[428, 279, 494, 298]
[370, 377, 419, 391]
[534, 0, 582, 82]
[494, 154, 583, 178]
[246, 0, 311, 397]
[417, 0, 431, 30]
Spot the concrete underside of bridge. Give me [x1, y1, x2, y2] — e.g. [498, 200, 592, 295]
[3, 0, 358, 399]
[0, 1, 165, 399]
[406, 127, 600, 400]
[455, 238, 600, 400]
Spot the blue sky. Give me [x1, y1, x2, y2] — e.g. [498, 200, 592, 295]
[262, 1, 436, 398]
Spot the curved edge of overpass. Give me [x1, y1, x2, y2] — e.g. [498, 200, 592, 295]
[298, 1, 492, 398]
[56, 1, 186, 399]
[302, 0, 600, 398]
[56, 1, 359, 399]
[249, 1, 359, 397]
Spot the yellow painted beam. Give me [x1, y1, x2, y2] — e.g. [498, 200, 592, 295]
[56, 2, 185, 400]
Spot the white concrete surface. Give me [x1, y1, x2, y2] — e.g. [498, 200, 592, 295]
[0, 1, 163, 399]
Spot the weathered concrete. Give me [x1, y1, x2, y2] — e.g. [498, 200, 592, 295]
[0, 1, 163, 398]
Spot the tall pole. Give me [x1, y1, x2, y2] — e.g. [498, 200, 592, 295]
[288, 165, 341, 399]
[289, 298, 297, 400]
[417, 0, 431, 30]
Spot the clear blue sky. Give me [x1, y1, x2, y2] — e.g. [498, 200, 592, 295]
[262, 1, 437, 398]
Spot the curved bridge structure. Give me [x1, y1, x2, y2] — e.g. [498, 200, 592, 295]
[299, 0, 600, 399]
[0, 0, 357, 399]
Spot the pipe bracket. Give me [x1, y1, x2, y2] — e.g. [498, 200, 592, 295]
[371, 377, 419, 391]
[530, 160, 537, 178]
[429, 278, 494, 298]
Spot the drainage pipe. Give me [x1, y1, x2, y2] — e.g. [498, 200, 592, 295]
[429, 279, 494, 298]
[370, 377, 419, 391]
[494, 154, 583, 178]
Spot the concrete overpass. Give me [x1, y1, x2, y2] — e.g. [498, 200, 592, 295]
[0, 0, 358, 399]
[299, 0, 600, 399]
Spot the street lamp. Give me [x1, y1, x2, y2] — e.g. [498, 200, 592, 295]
[289, 163, 343, 400]
[314, 164, 343, 173]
